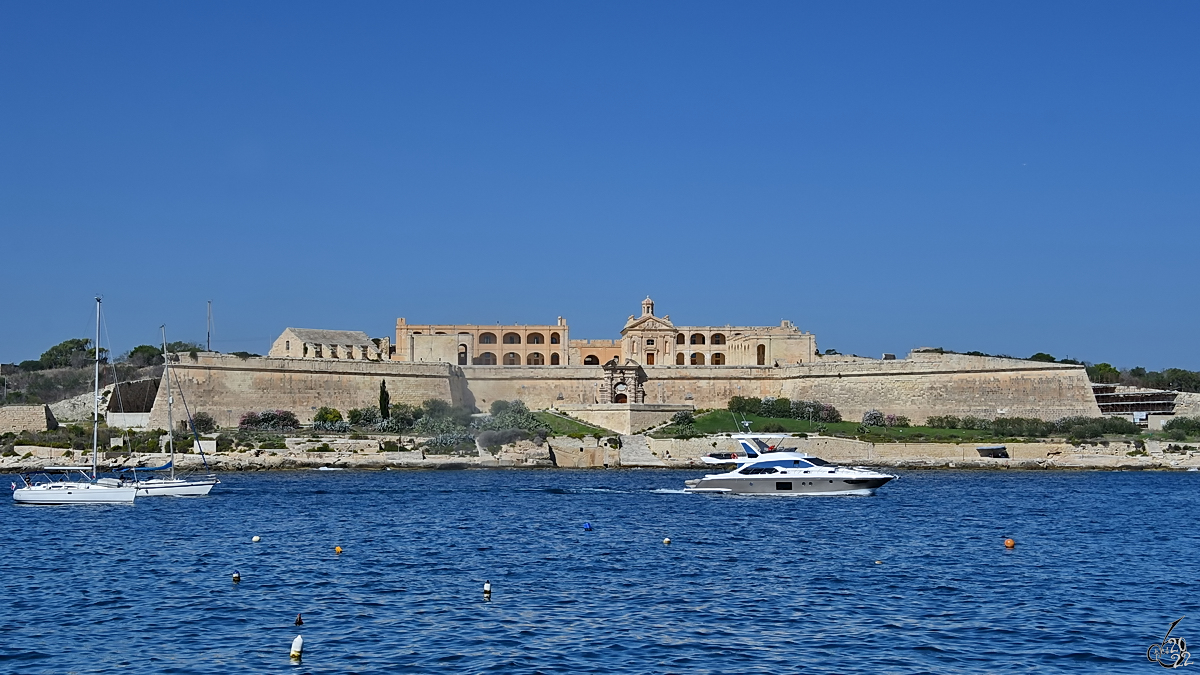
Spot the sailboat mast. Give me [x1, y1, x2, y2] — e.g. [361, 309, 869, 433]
[161, 326, 175, 480]
[206, 301, 211, 352]
[92, 297, 101, 481]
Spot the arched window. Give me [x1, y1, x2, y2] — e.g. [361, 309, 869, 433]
[550, 332, 560, 344]
[458, 345, 468, 366]
[646, 353, 655, 365]
[479, 332, 497, 344]
[478, 352, 497, 365]
[690, 333, 705, 345]
[676, 334, 685, 345]
[503, 352, 521, 365]
[584, 355, 600, 365]
[613, 393, 628, 404]
[757, 344, 766, 366]
[528, 332, 545, 344]
[503, 332, 521, 344]
[550, 353, 560, 365]
[527, 352, 545, 365]
[691, 352, 705, 365]
[711, 353, 725, 365]
[711, 333, 725, 345]
[676, 353, 685, 365]
[435, 331, 447, 335]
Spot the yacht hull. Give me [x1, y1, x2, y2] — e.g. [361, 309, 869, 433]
[133, 477, 219, 497]
[685, 476, 893, 496]
[13, 483, 137, 504]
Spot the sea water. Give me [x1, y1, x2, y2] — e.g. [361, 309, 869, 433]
[2, 469, 1197, 674]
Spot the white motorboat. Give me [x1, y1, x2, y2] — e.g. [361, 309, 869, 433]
[684, 434, 896, 496]
[119, 327, 219, 497]
[13, 298, 137, 505]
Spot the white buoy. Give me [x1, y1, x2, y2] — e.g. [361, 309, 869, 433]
[232, 570, 241, 583]
[483, 580, 491, 593]
[663, 538, 671, 545]
[290, 635, 303, 659]
[252, 536, 261, 543]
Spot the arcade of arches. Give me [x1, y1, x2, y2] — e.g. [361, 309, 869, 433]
[381, 298, 818, 367]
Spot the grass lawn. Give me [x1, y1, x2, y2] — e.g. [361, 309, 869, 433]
[533, 412, 615, 436]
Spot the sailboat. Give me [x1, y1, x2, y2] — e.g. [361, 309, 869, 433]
[119, 327, 219, 497]
[13, 298, 137, 504]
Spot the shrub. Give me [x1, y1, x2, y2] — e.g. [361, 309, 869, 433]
[414, 415, 467, 436]
[313, 407, 343, 424]
[313, 420, 350, 433]
[189, 412, 217, 434]
[348, 407, 380, 427]
[671, 410, 696, 426]
[1163, 416, 1200, 436]
[215, 434, 234, 452]
[382, 440, 401, 452]
[386, 403, 422, 430]
[885, 414, 910, 428]
[861, 410, 885, 427]
[238, 410, 299, 431]
[791, 400, 842, 423]
[728, 396, 762, 415]
[760, 422, 787, 433]
[926, 415, 960, 429]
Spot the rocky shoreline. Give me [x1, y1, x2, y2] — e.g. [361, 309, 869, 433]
[3, 433, 1199, 473]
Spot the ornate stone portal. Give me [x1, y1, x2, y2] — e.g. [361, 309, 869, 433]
[599, 359, 646, 404]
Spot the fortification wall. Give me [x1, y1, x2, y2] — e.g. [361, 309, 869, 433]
[0, 405, 56, 433]
[148, 354, 456, 429]
[777, 355, 1100, 423]
[144, 352, 1099, 430]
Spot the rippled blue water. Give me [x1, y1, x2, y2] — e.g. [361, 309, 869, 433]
[2, 468, 1198, 673]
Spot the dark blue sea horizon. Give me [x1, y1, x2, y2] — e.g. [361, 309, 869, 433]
[2, 468, 1197, 674]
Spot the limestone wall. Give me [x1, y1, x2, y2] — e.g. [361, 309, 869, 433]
[0, 405, 56, 433]
[1173, 392, 1200, 417]
[148, 354, 456, 429]
[143, 351, 1099, 431]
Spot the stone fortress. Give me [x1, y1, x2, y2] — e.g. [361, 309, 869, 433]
[138, 298, 1101, 432]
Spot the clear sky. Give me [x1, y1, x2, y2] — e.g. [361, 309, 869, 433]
[2, 2, 1197, 370]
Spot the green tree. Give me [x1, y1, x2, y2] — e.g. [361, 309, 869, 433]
[40, 338, 92, 368]
[1087, 362, 1120, 383]
[126, 345, 163, 366]
[379, 381, 390, 420]
[1028, 353, 1057, 362]
[313, 407, 343, 424]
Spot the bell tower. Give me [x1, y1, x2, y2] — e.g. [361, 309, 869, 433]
[641, 296, 655, 317]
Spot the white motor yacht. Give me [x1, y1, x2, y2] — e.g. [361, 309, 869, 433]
[684, 434, 896, 496]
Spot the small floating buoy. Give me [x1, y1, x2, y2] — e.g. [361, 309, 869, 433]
[335, 546, 343, 554]
[663, 538, 671, 545]
[289, 635, 303, 660]
[582, 522, 592, 531]
[232, 570, 241, 583]
[483, 580, 491, 600]
[1004, 538, 1016, 549]
[294, 613, 303, 626]
[875, 561, 882, 565]
[252, 536, 261, 543]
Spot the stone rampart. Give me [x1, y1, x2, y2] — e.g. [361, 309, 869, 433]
[0, 405, 57, 433]
[143, 352, 1099, 431]
[148, 354, 457, 429]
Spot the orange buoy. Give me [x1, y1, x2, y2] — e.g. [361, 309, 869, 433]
[335, 546, 343, 554]
[1004, 538, 1016, 549]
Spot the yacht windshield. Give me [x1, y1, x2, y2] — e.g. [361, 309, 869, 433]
[806, 457, 832, 466]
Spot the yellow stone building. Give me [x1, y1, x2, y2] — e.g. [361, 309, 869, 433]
[380, 297, 818, 368]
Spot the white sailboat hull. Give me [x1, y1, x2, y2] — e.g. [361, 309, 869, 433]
[132, 477, 219, 497]
[13, 482, 137, 505]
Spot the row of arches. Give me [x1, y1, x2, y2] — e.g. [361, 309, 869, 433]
[474, 352, 560, 366]
[675, 333, 726, 345]
[477, 332, 561, 345]
[673, 352, 726, 365]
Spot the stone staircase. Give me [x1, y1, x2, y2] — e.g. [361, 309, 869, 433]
[618, 434, 668, 467]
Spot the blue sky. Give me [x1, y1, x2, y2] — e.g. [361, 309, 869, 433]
[2, 2, 1197, 370]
